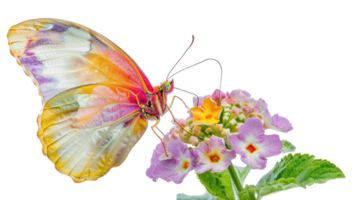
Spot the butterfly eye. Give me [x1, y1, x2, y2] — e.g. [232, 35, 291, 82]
[162, 82, 171, 92]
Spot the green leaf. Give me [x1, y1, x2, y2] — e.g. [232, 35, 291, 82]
[177, 192, 218, 200]
[237, 153, 346, 200]
[238, 178, 298, 200]
[280, 140, 296, 153]
[256, 178, 300, 196]
[238, 185, 258, 200]
[196, 165, 250, 199]
[197, 169, 236, 200]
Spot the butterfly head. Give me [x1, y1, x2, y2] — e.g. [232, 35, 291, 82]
[154, 79, 175, 94]
[147, 79, 174, 118]
[162, 79, 174, 94]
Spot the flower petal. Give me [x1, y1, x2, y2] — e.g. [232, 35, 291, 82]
[263, 133, 283, 158]
[271, 114, 293, 132]
[152, 140, 198, 185]
[227, 89, 256, 104]
[212, 89, 226, 102]
[146, 139, 198, 184]
[146, 143, 171, 182]
[194, 136, 236, 173]
[230, 118, 282, 169]
[191, 97, 222, 124]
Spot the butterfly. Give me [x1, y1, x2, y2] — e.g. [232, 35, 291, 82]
[7, 18, 193, 183]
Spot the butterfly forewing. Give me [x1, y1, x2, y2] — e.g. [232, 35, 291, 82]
[8, 19, 154, 182]
[7, 18, 154, 103]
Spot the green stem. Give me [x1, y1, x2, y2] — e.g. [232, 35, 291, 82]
[225, 142, 245, 194]
[227, 164, 244, 193]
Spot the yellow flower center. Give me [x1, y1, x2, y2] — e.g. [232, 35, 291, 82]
[182, 160, 190, 170]
[208, 153, 221, 163]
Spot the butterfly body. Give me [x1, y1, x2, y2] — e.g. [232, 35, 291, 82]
[8, 18, 174, 182]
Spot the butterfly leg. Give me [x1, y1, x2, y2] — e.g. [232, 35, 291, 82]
[167, 95, 195, 134]
[151, 97, 192, 157]
[149, 126, 169, 157]
[149, 95, 179, 157]
[168, 107, 190, 134]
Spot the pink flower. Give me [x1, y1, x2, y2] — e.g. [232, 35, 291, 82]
[212, 89, 226, 103]
[271, 114, 293, 132]
[146, 139, 198, 184]
[223, 97, 235, 104]
[191, 88, 227, 107]
[168, 127, 180, 140]
[257, 99, 293, 133]
[193, 135, 236, 173]
[254, 99, 269, 114]
[230, 118, 283, 169]
[231, 106, 242, 115]
[226, 89, 257, 105]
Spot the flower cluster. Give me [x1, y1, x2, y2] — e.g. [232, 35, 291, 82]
[146, 88, 293, 183]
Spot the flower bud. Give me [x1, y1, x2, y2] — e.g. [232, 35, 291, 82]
[221, 128, 231, 137]
[216, 124, 223, 131]
[192, 125, 202, 135]
[204, 137, 210, 145]
[189, 136, 199, 146]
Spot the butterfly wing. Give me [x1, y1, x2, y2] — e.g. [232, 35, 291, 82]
[8, 19, 154, 182]
[7, 18, 154, 103]
[39, 83, 148, 182]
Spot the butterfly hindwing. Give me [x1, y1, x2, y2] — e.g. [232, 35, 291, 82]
[38, 83, 148, 182]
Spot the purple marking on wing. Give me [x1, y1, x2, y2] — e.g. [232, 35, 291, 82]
[48, 25, 67, 33]
[29, 67, 44, 75]
[24, 51, 34, 56]
[18, 52, 44, 75]
[89, 35, 107, 47]
[35, 75, 57, 84]
[19, 55, 43, 72]
[28, 38, 62, 48]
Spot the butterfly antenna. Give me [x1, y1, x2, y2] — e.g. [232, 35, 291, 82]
[217, 90, 221, 106]
[164, 34, 196, 81]
[173, 58, 224, 106]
